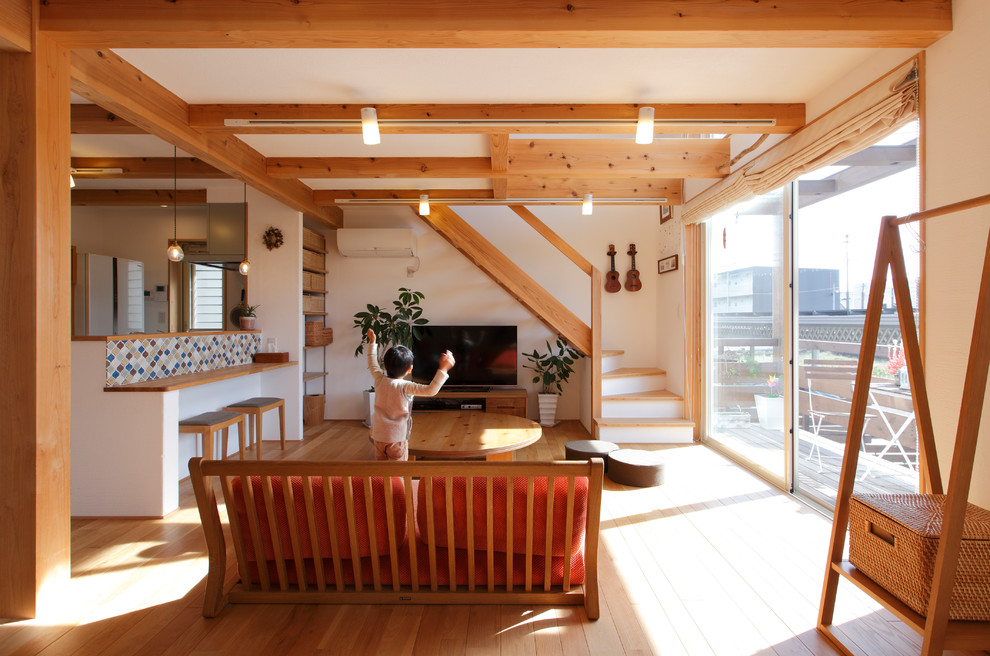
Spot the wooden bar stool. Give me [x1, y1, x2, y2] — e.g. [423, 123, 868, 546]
[222, 397, 285, 459]
[178, 410, 248, 460]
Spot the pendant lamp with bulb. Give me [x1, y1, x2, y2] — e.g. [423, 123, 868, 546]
[582, 193, 594, 215]
[238, 183, 251, 275]
[166, 146, 184, 262]
[418, 194, 430, 216]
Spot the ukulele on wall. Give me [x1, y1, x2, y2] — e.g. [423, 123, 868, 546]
[625, 243, 643, 292]
[605, 244, 621, 293]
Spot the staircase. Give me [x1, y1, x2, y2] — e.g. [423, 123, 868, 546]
[596, 350, 695, 443]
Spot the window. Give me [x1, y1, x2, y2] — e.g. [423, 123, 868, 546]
[190, 264, 224, 330]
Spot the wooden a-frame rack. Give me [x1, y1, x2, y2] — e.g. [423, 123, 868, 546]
[818, 192, 990, 655]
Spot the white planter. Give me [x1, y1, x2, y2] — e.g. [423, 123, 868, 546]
[363, 390, 375, 428]
[754, 394, 784, 430]
[537, 393, 560, 427]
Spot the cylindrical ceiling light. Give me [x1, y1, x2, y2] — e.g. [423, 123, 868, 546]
[166, 146, 185, 262]
[418, 194, 430, 216]
[635, 106, 655, 145]
[238, 183, 251, 275]
[361, 107, 381, 145]
[582, 193, 594, 215]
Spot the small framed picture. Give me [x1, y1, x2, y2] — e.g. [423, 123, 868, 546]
[660, 205, 672, 224]
[658, 254, 679, 274]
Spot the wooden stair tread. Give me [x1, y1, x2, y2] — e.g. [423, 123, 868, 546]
[601, 349, 625, 358]
[603, 390, 682, 402]
[602, 367, 666, 379]
[595, 417, 695, 427]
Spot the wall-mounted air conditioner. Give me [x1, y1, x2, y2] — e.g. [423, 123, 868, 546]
[336, 229, 417, 258]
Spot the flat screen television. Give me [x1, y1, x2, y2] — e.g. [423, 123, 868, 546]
[410, 325, 517, 388]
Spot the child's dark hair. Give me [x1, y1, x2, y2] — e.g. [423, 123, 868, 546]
[383, 345, 414, 378]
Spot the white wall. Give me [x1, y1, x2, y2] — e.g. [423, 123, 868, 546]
[326, 203, 662, 426]
[924, 0, 990, 507]
[241, 187, 304, 442]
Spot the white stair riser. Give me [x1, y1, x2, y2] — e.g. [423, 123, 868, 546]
[601, 375, 666, 396]
[601, 354, 624, 374]
[597, 425, 694, 444]
[602, 399, 684, 419]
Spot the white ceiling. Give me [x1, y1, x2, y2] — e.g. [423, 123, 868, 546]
[72, 46, 884, 194]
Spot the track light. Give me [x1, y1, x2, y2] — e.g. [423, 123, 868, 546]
[69, 174, 76, 188]
[418, 194, 430, 216]
[238, 259, 251, 275]
[636, 106, 655, 145]
[361, 107, 380, 145]
[582, 193, 594, 215]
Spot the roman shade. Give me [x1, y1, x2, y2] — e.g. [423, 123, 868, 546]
[682, 57, 920, 225]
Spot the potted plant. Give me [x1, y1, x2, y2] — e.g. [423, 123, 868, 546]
[237, 303, 259, 331]
[352, 288, 430, 426]
[523, 337, 583, 427]
[754, 374, 783, 430]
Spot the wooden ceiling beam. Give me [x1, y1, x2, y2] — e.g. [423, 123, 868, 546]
[0, 0, 33, 52]
[508, 138, 727, 179]
[71, 189, 208, 205]
[188, 103, 805, 135]
[272, 139, 727, 180]
[39, 0, 951, 49]
[69, 49, 341, 227]
[270, 157, 494, 179]
[490, 134, 509, 200]
[70, 157, 227, 178]
[506, 178, 683, 203]
[71, 104, 142, 134]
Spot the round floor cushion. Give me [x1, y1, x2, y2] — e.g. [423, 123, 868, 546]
[564, 440, 619, 471]
[608, 449, 666, 487]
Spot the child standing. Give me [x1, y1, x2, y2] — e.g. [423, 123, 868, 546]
[366, 328, 455, 461]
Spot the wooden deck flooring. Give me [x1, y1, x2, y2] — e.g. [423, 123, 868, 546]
[710, 423, 918, 509]
[0, 420, 973, 656]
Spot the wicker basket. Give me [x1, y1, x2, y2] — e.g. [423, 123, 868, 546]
[302, 294, 325, 314]
[302, 227, 325, 252]
[304, 322, 333, 347]
[848, 493, 990, 620]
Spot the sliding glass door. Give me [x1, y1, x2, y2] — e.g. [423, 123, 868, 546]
[703, 121, 920, 509]
[707, 188, 788, 483]
[793, 122, 921, 508]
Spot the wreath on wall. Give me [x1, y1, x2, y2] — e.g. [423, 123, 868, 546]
[262, 226, 284, 250]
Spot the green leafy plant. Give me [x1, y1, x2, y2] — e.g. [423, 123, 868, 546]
[523, 337, 584, 395]
[353, 288, 429, 368]
[238, 303, 259, 317]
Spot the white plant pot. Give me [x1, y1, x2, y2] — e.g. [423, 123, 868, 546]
[363, 390, 375, 428]
[538, 393, 560, 427]
[754, 394, 784, 430]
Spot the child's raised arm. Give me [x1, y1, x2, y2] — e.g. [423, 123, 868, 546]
[438, 349, 455, 372]
[366, 328, 376, 344]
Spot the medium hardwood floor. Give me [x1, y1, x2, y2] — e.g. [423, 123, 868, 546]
[1, 420, 981, 656]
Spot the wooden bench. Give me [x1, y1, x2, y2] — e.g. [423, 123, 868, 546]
[190, 457, 604, 619]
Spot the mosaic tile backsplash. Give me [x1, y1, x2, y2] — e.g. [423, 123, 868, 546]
[106, 333, 262, 386]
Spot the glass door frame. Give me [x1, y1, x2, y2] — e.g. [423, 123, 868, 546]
[700, 184, 797, 493]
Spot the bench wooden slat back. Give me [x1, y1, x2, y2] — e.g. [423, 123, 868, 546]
[190, 458, 604, 620]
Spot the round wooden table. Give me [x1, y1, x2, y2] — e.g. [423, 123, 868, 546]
[408, 410, 542, 461]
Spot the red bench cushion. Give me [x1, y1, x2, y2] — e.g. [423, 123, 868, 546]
[230, 475, 407, 563]
[416, 476, 589, 557]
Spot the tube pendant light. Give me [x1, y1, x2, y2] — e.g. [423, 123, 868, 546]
[361, 107, 381, 145]
[582, 193, 594, 215]
[238, 183, 251, 275]
[635, 106, 655, 145]
[166, 146, 185, 262]
[418, 194, 430, 216]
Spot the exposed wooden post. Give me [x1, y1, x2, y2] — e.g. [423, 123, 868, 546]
[591, 267, 603, 432]
[0, 29, 72, 618]
[818, 217, 893, 631]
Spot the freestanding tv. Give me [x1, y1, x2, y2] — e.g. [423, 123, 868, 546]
[410, 325, 517, 388]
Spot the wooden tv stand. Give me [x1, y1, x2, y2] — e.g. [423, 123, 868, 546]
[429, 387, 528, 418]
